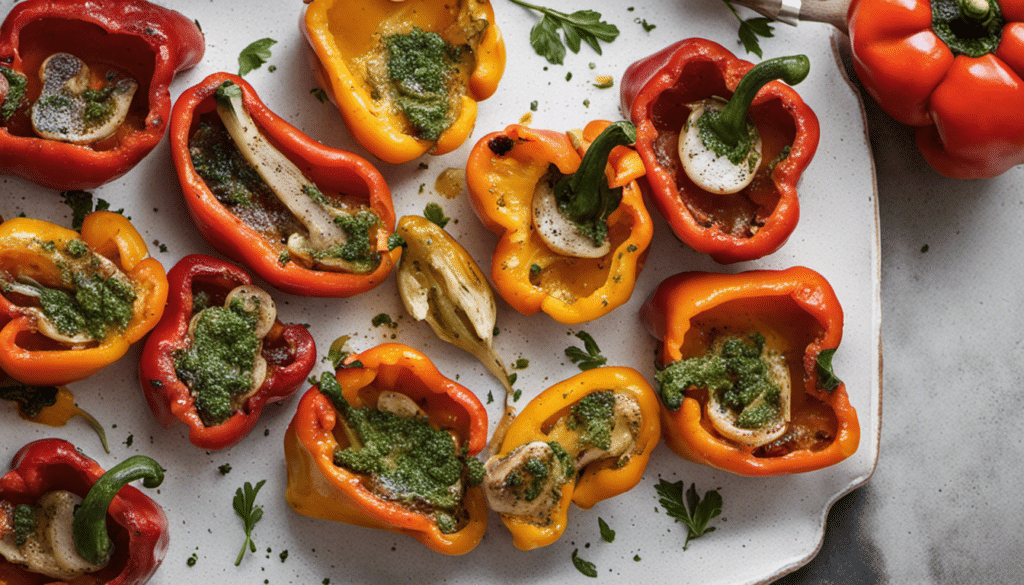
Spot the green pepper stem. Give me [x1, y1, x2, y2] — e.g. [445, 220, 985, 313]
[563, 121, 637, 198]
[709, 55, 810, 146]
[72, 455, 164, 566]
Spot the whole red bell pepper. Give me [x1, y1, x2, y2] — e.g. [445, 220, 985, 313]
[0, 439, 168, 585]
[621, 38, 819, 264]
[170, 72, 400, 297]
[848, 0, 1024, 178]
[641, 267, 860, 476]
[0, 0, 204, 190]
[139, 254, 316, 450]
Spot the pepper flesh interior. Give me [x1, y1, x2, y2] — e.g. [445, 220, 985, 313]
[30, 53, 138, 145]
[679, 98, 762, 195]
[0, 492, 107, 580]
[481, 390, 642, 526]
[213, 83, 378, 273]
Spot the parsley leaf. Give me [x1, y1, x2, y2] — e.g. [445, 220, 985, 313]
[565, 331, 607, 371]
[722, 1, 775, 58]
[816, 348, 842, 392]
[571, 548, 598, 577]
[423, 202, 450, 228]
[598, 517, 616, 542]
[233, 479, 267, 565]
[238, 38, 277, 76]
[655, 479, 723, 550]
[60, 191, 124, 230]
[510, 0, 619, 65]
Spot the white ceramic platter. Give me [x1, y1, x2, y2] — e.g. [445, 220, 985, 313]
[0, 0, 880, 583]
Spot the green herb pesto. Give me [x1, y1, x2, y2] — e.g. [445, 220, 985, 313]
[81, 85, 119, 126]
[319, 374, 473, 531]
[13, 503, 36, 546]
[31, 271, 136, 340]
[567, 390, 616, 450]
[371, 313, 396, 328]
[302, 184, 328, 205]
[0, 383, 59, 417]
[465, 457, 485, 487]
[174, 297, 261, 427]
[0, 67, 28, 122]
[190, 122, 269, 207]
[385, 27, 457, 141]
[697, 109, 759, 166]
[655, 334, 781, 429]
[310, 210, 381, 271]
[64, 239, 89, 258]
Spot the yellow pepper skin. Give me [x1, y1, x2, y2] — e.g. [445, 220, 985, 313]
[0, 212, 167, 386]
[466, 120, 652, 324]
[490, 367, 661, 550]
[302, 0, 505, 163]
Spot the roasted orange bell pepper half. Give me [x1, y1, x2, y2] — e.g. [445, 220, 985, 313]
[481, 367, 660, 550]
[466, 119, 652, 324]
[0, 211, 167, 386]
[302, 0, 505, 163]
[641, 267, 860, 476]
[284, 343, 488, 555]
[170, 72, 400, 298]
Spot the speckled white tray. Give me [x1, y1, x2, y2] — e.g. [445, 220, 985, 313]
[0, 0, 880, 583]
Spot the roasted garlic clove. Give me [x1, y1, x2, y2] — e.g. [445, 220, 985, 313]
[678, 98, 762, 195]
[31, 53, 137, 144]
[532, 174, 610, 258]
[482, 441, 570, 524]
[376, 390, 426, 419]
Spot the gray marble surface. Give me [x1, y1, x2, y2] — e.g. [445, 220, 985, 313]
[777, 59, 1024, 584]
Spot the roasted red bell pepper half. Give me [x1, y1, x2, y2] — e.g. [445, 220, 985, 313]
[0, 211, 168, 387]
[849, 0, 1024, 178]
[0, 0, 204, 190]
[0, 438, 168, 585]
[139, 254, 316, 450]
[285, 343, 488, 555]
[641, 267, 860, 475]
[170, 72, 400, 297]
[621, 38, 819, 264]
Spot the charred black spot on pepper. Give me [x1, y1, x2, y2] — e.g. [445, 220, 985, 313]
[488, 135, 515, 156]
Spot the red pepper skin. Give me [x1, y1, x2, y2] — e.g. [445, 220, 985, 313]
[138, 254, 316, 451]
[621, 38, 819, 264]
[170, 72, 400, 298]
[849, 0, 1024, 178]
[0, 0, 205, 190]
[0, 439, 168, 585]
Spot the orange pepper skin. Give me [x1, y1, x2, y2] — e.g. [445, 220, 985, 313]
[0, 0, 205, 190]
[0, 439, 168, 585]
[465, 120, 653, 324]
[302, 0, 505, 164]
[491, 367, 661, 550]
[0, 212, 168, 387]
[169, 72, 400, 298]
[139, 254, 316, 451]
[640, 267, 860, 476]
[284, 343, 488, 555]
[621, 38, 819, 264]
[849, 0, 1024, 178]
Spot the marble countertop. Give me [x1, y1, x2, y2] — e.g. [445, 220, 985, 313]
[778, 52, 1024, 584]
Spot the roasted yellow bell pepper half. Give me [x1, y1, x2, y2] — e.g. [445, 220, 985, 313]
[302, 0, 505, 163]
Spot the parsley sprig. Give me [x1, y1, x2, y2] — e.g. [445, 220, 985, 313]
[722, 0, 775, 58]
[233, 480, 267, 566]
[238, 38, 277, 76]
[655, 479, 723, 550]
[564, 331, 607, 371]
[508, 0, 619, 65]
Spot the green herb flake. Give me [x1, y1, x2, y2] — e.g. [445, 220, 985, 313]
[372, 313, 398, 329]
[124, 434, 133, 447]
[816, 348, 842, 392]
[233, 479, 267, 565]
[723, 1, 775, 58]
[387, 233, 406, 251]
[530, 100, 539, 111]
[655, 479, 723, 550]
[565, 331, 607, 371]
[186, 553, 198, 567]
[633, 554, 641, 561]
[423, 202, 450, 228]
[566, 72, 573, 81]
[238, 38, 277, 76]
[513, 388, 522, 401]
[571, 548, 598, 578]
[487, 391, 494, 404]
[219, 463, 232, 475]
[598, 517, 615, 542]
[279, 550, 288, 562]
[510, 0, 621, 65]
[310, 88, 329, 103]
[635, 17, 657, 32]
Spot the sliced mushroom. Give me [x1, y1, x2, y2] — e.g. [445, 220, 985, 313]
[0, 237, 136, 346]
[30, 53, 137, 144]
[482, 441, 570, 524]
[678, 98, 762, 195]
[0, 492, 106, 580]
[532, 172, 610, 258]
[705, 336, 791, 448]
[214, 82, 374, 273]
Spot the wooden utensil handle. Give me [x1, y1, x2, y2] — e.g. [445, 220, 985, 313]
[730, 0, 850, 33]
